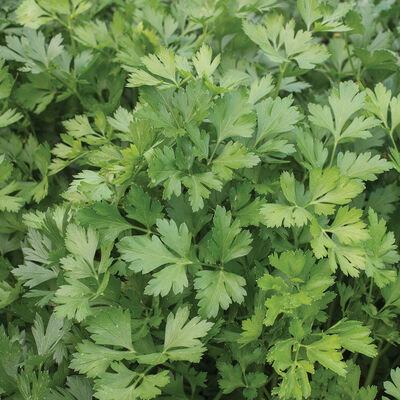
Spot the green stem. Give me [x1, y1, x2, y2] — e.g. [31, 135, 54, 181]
[326, 297, 337, 329]
[390, 130, 399, 152]
[208, 139, 221, 165]
[366, 345, 385, 385]
[132, 365, 154, 390]
[213, 391, 223, 400]
[263, 386, 272, 400]
[344, 33, 363, 88]
[273, 63, 287, 99]
[368, 279, 374, 301]
[329, 140, 338, 167]
[68, 16, 77, 56]
[365, 342, 391, 387]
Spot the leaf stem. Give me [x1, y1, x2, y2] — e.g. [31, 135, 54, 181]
[263, 386, 272, 400]
[365, 342, 391, 387]
[273, 63, 287, 99]
[213, 391, 223, 400]
[344, 33, 363, 89]
[208, 139, 221, 165]
[329, 140, 338, 167]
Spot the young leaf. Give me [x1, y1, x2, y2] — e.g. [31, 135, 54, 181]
[195, 270, 247, 318]
[163, 307, 213, 362]
[86, 308, 134, 350]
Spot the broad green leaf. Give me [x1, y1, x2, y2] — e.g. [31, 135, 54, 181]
[125, 185, 164, 229]
[327, 319, 377, 357]
[76, 203, 133, 240]
[195, 270, 247, 318]
[244, 16, 329, 69]
[94, 363, 169, 400]
[118, 220, 193, 296]
[0, 109, 23, 128]
[337, 151, 391, 181]
[212, 141, 260, 180]
[192, 45, 220, 78]
[70, 343, 135, 378]
[384, 368, 400, 400]
[255, 96, 302, 145]
[309, 81, 379, 143]
[142, 48, 177, 84]
[209, 91, 255, 143]
[306, 335, 346, 376]
[86, 308, 134, 350]
[217, 362, 245, 393]
[182, 172, 223, 211]
[163, 307, 213, 362]
[297, 0, 322, 30]
[364, 208, 399, 287]
[200, 206, 252, 264]
[16, 0, 53, 29]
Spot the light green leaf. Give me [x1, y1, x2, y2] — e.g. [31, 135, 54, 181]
[192, 45, 220, 78]
[327, 319, 377, 358]
[209, 91, 255, 143]
[337, 151, 391, 181]
[200, 206, 252, 264]
[212, 141, 260, 180]
[182, 172, 223, 211]
[163, 306, 213, 362]
[86, 308, 133, 350]
[306, 335, 346, 376]
[0, 109, 23, 128]
[195, 270, 247, 318]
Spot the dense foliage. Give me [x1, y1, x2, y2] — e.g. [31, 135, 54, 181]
[1, 0, 400, 398]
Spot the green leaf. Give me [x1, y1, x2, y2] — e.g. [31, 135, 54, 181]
[337, 151, 391, 181]
[364, 208, 399, 287]
[0, 109, 23, 128]
[76, 203, 133, 240]
[125, 185, 163, 229]
[12, 261, 58, 289]
[0, 30, 64, 73]
[209, 91, 255, 143]
[94, 363, 170, 400]
[32, 313, 67, 356]
[310, 218, 367, 277]
[195, 270, 247, 318]
[248, 75, 274, 104]
[255, 96, 302, 145]
[163, 306, 213, 362]
[297, 0, 322, 30]
[239, 307, 264, 345]
[182, 172, 223, 212]
[86, 308, 134, 350]
[325, 206, 369, 245]
[192, 45, 220, 78]
[147, 146, 182, 199]
[243, 16, 329, 69]
[366, 82, 392, 128]
[217, 362, 245, 393]
[118, 219, 194, 296]
[16, 0, 53, 29]
[384, 368, 400, 400]
[70, 342, 133, 378]
[54, 278, 93, 321]
[127, 69, 162, 87]
[142, 48, 177, 84]
[200, 206, 252, 264]
[65, 224, 98, 267]
[308, 81, 379, 143]
[306, 335, 346, 376]
[212, 141, 260, 180]
[327, 319, 377, 358]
